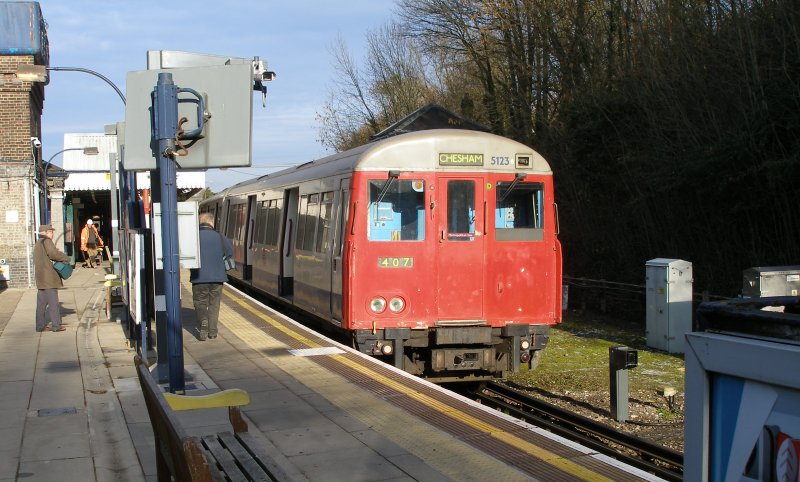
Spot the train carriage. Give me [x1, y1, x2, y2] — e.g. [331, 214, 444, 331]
[201, 129, 562, 381]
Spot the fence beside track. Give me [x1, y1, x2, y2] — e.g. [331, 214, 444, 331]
[563, 276, 730, 323]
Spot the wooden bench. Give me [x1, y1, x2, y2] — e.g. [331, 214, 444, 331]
[134, 355, 291, 481]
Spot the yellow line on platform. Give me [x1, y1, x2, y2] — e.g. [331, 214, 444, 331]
[333, 355, 612, 482]
[217, 287, 612, 482]
[222, 291, 324, 348]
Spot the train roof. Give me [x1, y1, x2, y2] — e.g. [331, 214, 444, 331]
[222, 129, 551, 197]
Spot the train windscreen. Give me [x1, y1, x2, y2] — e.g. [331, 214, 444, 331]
[367, 180, 425, 241]
[495, 182, 545, 241]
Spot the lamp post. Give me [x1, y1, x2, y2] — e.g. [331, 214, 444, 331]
[16, 64, 127, 259]
[15, 65, 126, 104]
[42, 147, 99, 224]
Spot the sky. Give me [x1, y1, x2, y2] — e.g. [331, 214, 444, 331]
[35, 0, 397, 191]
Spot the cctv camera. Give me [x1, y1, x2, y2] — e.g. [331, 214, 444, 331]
[31, 137, 42, 148]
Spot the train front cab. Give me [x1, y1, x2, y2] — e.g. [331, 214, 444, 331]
[348, 162, 562, 381]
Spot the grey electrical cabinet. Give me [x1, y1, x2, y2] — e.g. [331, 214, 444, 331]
[645, 259, 693, 353]
[742, 266, 800, 298]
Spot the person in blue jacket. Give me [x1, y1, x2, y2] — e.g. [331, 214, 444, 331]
[190, 212, 234, 340]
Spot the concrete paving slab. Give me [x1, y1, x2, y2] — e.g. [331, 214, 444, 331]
[215, 375, 285, 394]
[288, 446, 409, 482]
[0, 381, 33, 408]
[0, 363, 35, 382]
[0, 448, 20, 480]
[0, 424, 23, 452]
[350, 428, 416, 458]
[117, 390, 150, 425]
[203, 364, 261, 381]
[245, 387, 308, 411]
[319, 408, 372, 433]
[17, 456, 95, 481]
[20, 429, 91, 462]
[112, 376, 140, 393]
[0, 407, 27, 432]
[249, 403, 330, 432]
[126, 422, 156, 478]
[269, 421, 367, 457]
[107, 364, 138, 381]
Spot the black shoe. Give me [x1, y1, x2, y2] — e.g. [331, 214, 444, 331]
[208, 334, 217, 339]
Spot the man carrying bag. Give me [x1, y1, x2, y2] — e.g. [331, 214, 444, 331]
[190, 212, 234, 341]
[34, 224, 72, 332]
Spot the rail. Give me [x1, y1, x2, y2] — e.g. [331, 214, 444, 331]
[474, 381, 683, 481]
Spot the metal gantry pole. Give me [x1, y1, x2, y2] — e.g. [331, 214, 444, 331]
[152, 72, 185, 393]
[108, 153, 120, 274]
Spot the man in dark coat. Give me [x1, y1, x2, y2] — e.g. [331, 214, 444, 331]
[189, 212, 234, 340]
[34, 224, 71, 332]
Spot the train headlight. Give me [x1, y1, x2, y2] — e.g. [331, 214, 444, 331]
[381, 342, 393, 355]
[370, 297, 387, 313]
[388, 297, 406, 313]
[520, 339, 531, 350]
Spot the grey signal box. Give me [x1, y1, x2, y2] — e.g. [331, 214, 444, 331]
[123, 62, 254, 171]
[742, 266, 800, 298]
[645, 258, 693, 354]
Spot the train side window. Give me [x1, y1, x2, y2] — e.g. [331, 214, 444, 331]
[447, 180, 476, 241]
[265, 199, 282, 246]
[367, 179, 425, 241]
[316, 192, 334, 252]
[336, 191, 350, 256]
[495, 181, 545, 241]
[225, 205, 235, 239]
[254, 201, 268, 245]
[296, 194, 320, 252]
[295, 195, 308, 251]
[226, 204, 244, 241]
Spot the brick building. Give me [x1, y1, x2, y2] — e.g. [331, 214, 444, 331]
[0, 2, 48, 288]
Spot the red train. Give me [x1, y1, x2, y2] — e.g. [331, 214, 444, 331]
[200, 129, 562, 381]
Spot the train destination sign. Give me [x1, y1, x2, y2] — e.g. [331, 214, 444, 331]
[439, 153, 484, 166]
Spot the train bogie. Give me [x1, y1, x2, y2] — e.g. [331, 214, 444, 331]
[202, 129, 562, 381]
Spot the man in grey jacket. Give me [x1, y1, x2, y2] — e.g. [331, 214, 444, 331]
[189, 212, 234, 340]
[34, 224, 72, 332]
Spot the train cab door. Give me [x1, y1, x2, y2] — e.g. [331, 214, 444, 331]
[244, 195, 257, 281]
[436, 177, 485, 321]
[279, 188, 299, 297]
[330, 178, 350, 324]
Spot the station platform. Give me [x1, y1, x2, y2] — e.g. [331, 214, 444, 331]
[0, 262, 665, 482]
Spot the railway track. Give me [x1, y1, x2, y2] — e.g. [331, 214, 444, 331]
[472, 381, 683, 481]
[231, 280, 684, 480]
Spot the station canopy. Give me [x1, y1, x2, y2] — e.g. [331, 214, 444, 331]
[59, 133, 205, 197]
[64, 171, 205, 192]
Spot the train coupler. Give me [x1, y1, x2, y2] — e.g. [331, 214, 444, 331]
[431, 348, 496, 372]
